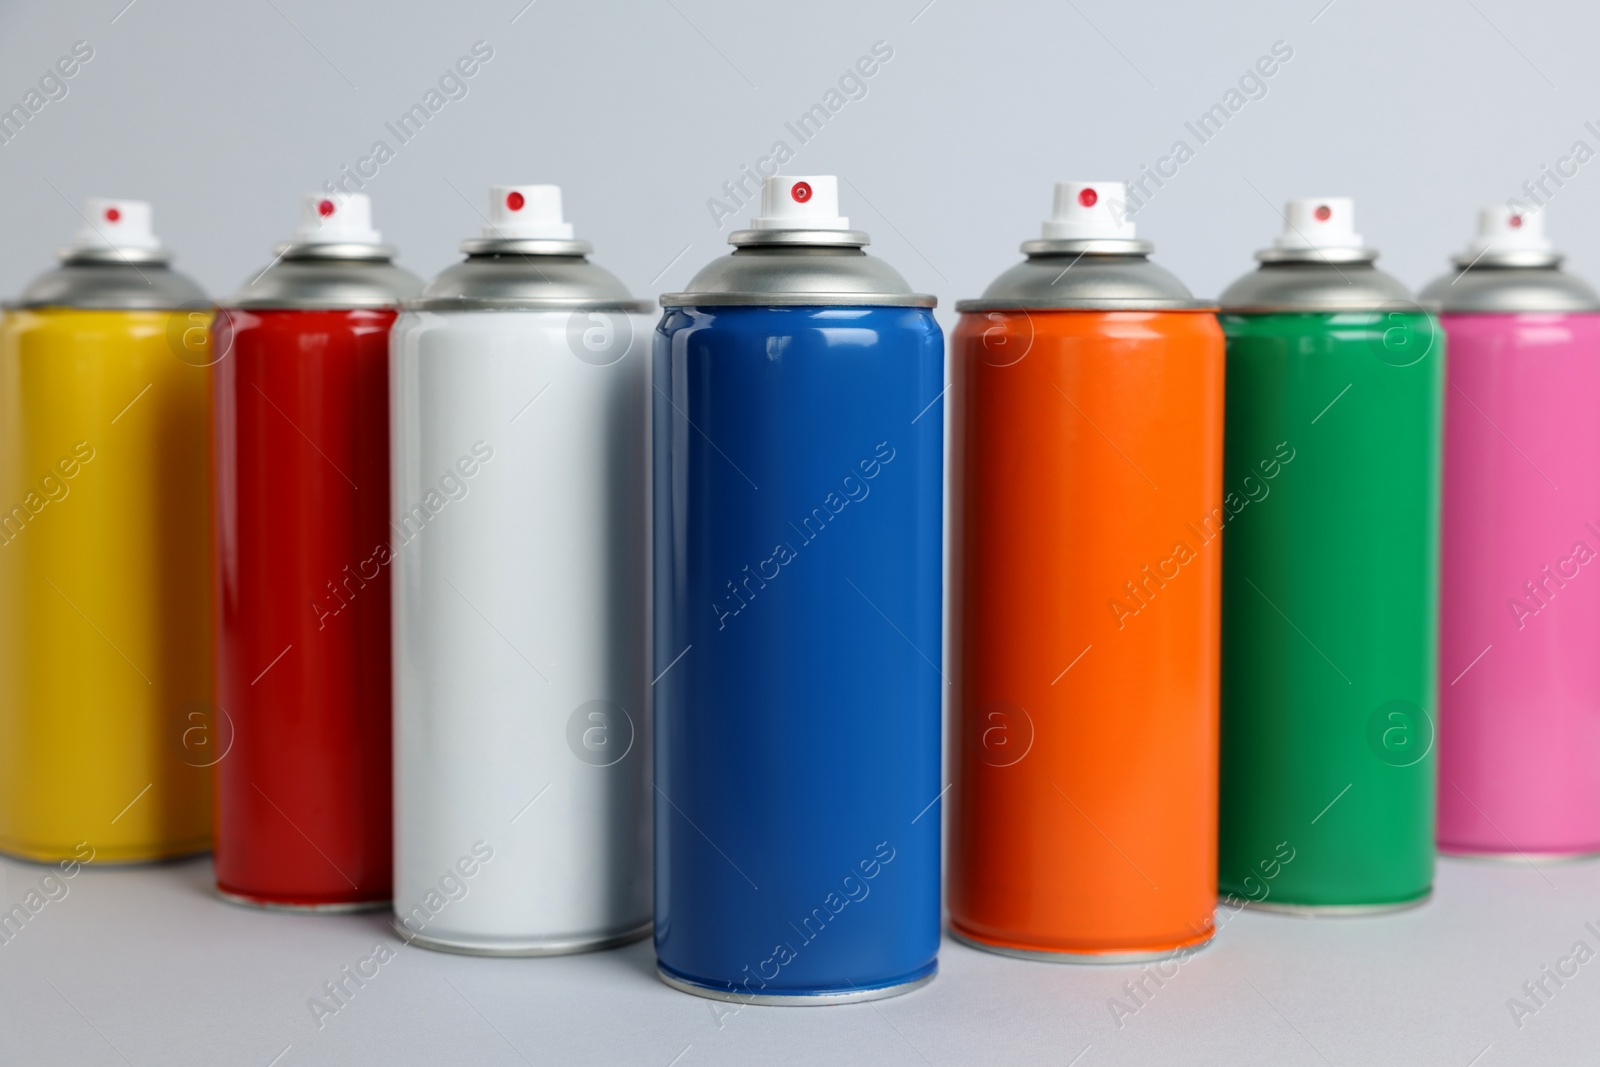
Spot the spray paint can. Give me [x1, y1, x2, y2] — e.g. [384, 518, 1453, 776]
[653, 176, 943, 1004]
[211, 194, 420, 909]
[1420, 208, 1600, 859]
[0, 199, 212, 862]
[390, 186, 652, 953]
[948, 182, 1223, 961]
[1218, 198, 1443, 911]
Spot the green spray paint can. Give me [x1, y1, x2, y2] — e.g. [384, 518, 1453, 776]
[1217, 198, 1442, 913]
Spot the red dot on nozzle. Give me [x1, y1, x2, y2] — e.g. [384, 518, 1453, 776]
[1078, 188, 1098, 208]
[1314, 205, 1332, 222]
[1510, 214, 1524, 229]
[506, 191, 526, 211]
[791, 181, 813, 203]
[317, 199, 336, 217]
[104, 207, 121, 223]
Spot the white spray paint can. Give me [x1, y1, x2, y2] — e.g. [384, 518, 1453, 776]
[389, 185, 652, 954]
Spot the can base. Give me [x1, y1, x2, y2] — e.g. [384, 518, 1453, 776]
[947, 926, 1212, 965]
[392, 919, 652, 957]
[1439, 846, 1600, 864]
[655, 962, 936, 1006]
[1222, 892, 1431, 917]
[0, 840, 210, 867]
[217, 888, 390, 914]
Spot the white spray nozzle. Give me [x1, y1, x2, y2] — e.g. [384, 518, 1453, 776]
[749, 176, 850, 231]
[1466, 205, 1552, 257]
[73, 198, 161, 252]
[1042, 182, 1135, 240]
[484, 185, 573, 239]
[1275, 198, 1363, 251]
[295, 193, 382, 245]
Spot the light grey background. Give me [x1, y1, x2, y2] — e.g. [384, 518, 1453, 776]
[1, 0, 1597, 322]
[3, 1, 1598, 1064]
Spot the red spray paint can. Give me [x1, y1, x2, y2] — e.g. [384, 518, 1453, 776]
[212, 194, 420, 909]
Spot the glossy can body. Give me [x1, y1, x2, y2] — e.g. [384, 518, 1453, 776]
[212, 308, 396, 907]
[948, 309, 1224, 958]
[0, 308, 212, 862]
[1437, 312, 1600, 857]
[1219, 311, 1442, 908]
[390, 308, 651, 952]
[653, 304, 943, 1001]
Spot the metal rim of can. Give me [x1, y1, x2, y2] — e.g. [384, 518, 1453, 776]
[1437, 846, 1600, 865]
[947, 926, 1213, 965]
[1018, 237, 1155, 257]
[727, 228, 870, 249]
[215, 888, 391, 914]
[1451, 249, 1563, 270]
[410, 295, 656, 313]
[1224, 892, 1431, 917]
[954, 297, 1215, 312]
[659, 292, 936, 308]
[58, 245, 172, 266]
[392, 918, 652, 957]
[655, 966, 936, 1005]
[1255, 246, 1379, 265]
[459, 236, 594, 257]
[0, 844, 212, 867]
[271, 240, 400, 262]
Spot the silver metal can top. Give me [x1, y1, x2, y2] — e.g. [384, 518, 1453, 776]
[1419, 260, 1600, 313]
[955, 181, 1206, 312]
[955, 237, 1208, 312]
[231, 194, 419, 309]
[1418, 207, 1600, 313]
[14, 246, 208, 311]
[662, 229, 935, 309]
[661, 175, 935, 308]
[410, 184, 649, 312]
[12, 196, 207, 311]
[1220, 196, 1419, 313]
[228, 242, 422, 310]
[413, 237, 650, 312]
[1219, 248, 1417, 313]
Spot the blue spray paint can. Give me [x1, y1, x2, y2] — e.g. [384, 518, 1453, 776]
[653, 176, 944, 1004]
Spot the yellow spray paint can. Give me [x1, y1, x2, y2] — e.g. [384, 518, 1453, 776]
[0, 198, 213, 863]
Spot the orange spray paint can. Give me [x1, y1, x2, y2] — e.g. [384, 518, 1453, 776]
[948, 182, 1224, 961]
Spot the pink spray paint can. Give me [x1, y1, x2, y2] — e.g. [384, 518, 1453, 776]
[1423, 207, 1600, 858]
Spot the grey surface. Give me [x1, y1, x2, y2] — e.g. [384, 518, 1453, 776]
[0, 854, 1593, 1066]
